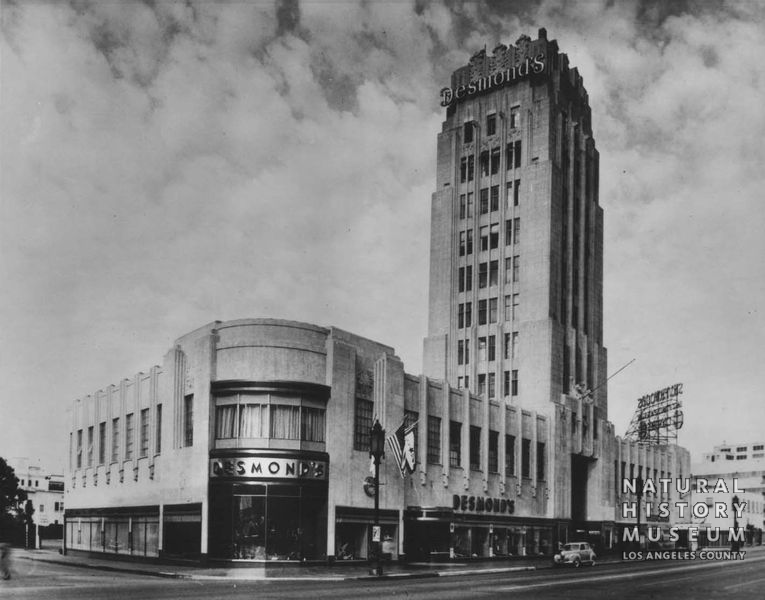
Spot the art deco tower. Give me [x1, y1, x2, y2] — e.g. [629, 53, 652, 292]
[423, 28, 608, 424]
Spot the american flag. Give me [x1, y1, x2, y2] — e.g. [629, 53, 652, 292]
[386, 419, 417, 477]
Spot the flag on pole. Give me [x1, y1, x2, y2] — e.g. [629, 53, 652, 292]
[386, 419, 418, 476]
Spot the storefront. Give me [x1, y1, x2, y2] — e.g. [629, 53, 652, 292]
[208, 450, 329, 561]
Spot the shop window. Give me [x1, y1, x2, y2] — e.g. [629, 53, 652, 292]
[183, 394, 194, 447]
[353, 398, 374, 451]
[505, 435, 516, 476]
[489, 431, 499, 472]
[427, 416, 441, 464]
[470, 426, 481, 470]
[449, 421, 462, 467]
[140, 408, 149, 458]
[125, 413, 134, 459]
[111, 418, 120, 463]
[521, 438, 531, 478]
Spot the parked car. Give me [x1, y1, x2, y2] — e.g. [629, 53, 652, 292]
[553, 542, 596, 567]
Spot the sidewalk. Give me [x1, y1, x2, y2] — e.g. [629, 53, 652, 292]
[14, 545, 764, 581]
[10, 547, 614, 581]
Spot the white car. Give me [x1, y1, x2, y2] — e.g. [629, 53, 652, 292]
[553, 542, 596, 567]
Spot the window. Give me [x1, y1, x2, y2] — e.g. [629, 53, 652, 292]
[183, 394, 194, 447]
[505, 219, 512, 246]
[465, 265, 473, 292]
[460, 157, 467, 183]
[449, 421, 462, 467]
[489, 431, 499, 472]
[512, 255, 520, 282]
[459, 194, 466, 219]
[464, 340, 470, 364]
[76, 429, 82, 469]
[489, 297, 498, 323]
[753, 445, 764, 451]
[512, 294, 519, 320]
[478, 337, 487, 362]
[463, 122, 474, 144]
[736, 446, 747, 452]
[353, 398, 374, 451]
[504, 258, 512, 285]
[140, 408, 149, 458]
[505, 435, 516, 476]
[513, 218, 520, 244]
[490, 223, 499, 249]
[125, 413, 134, 459]
[271, 405, 300, 439]
[512, 332, 518, 359]
[504, 295, 512, 321]
[465, 302, 472, 327]
[468, 155, 474, 181]
[478, 299, 487, 325]
[537, 442, 546, 480]
[480, 226, 489, 251]
[239, 404, 266, 437]
[470, 426, 481, 470]
[514, 140, 522, 169]
[458, 266, 465, 293]
[478, 374, 486, 396]
[87, 426, 94, 467]
[510, 107, 520, 129]
[39, 504, 44, 513]
[458, 340, 465, 365]
[480, 188, 489, 214]
[479, 263, 487, 288]
[521, 438, 531, 478]
[514, 179, 520, 205]
[486, 114, 496, 136]
[467, 230, 473, 254]
[512, 370, 519, 396]
[111, 418, 120, 463]
[506, 143, 514, 170]
[459, 231, 466, 256]
[427, 416, 441, 464]
[480, 151, 489, 177]
[490, 148, 500, 174]
[467, 192, 474, 216]
[504, 333, 511, 360]
[488, 335, 496, 362]
[488, 372, 496, 399]
[489, 260, 498, 286]
[504, 371, 511, 396]
[98, 422, 106, 465]
[155, 404, 162, 454]
[457, 376, 464, 389]
[458, 303, 465, 328]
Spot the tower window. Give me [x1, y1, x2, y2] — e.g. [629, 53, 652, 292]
[490, 223, 499, 249]
[478, 337, 487, 361]
[490, 148, 500, 174]
[488, 373, 496, 399]
[458, 266, 465, 293]
[514, 141, 522, 169]
[460, 157, 467, 183]
[514, 179, 521, 205]
[458, 303, 465, 328]
[465, 302, 472, 326]
[458, 340, 465, 365]
[449, 421, 462, 467]
[480, 188, 489, 214]
[468, 155, 474, 181]
[489, 297, 498, 323]
[467, 192, 474, 216]
[505, 219, 512, 245]
[488, 335, 496, 361]
[480, 151, 490, 177]
[478, 374, 486, 396]
[486, 114, 496, 136]
[489, 431, 499, 472]
[479, 299, 487, 325]
[427, 416, 441, 465]
[459, 231, 466, 256]
[506, 143, 514, 170]
[470, 426, 481, 470]
[504, 257, 512, 284]
[459, 194, 466, 219]
[466, 265, 473, 292]
[490, 185, 499, 211]
[480, 226, 489, 251]
[505, 434, 516, 475]
[467, 230, 473, 254]
[489, 260, 498, 286]
[479, 263, 487, 288]
[510, 107, 520, 129]
[463, 122, 474, 144]
[513, 218, 520, 245]
[512, 255, 520, 283]
[512, 370, 519, 396]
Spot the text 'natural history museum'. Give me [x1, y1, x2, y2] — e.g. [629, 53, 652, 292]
[64, 29, 689, 564]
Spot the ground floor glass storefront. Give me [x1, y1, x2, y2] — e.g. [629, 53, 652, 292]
[209, 481, 328, 561]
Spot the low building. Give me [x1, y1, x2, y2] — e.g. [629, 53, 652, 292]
[8, 458, 65, 541]
[64, 318, 689, 563]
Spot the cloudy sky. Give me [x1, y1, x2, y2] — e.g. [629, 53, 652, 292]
[1, 0, 763, 473]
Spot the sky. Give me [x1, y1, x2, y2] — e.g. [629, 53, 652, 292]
[1, 0, 763, 474]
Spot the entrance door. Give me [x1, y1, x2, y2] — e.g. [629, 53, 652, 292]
[571, 455, 590, 522]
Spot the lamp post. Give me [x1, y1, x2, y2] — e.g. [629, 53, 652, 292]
[369, 420, 385, 576]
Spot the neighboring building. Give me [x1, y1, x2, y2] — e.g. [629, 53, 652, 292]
[689, 442, 765, 546]
[64, 30, 690, 564]
[8, 458, 65, 529]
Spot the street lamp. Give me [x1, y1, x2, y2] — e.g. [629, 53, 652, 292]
[369, 420, 385, 576]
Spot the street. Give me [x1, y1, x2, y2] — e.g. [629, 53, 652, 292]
[2, 553, 764, 599]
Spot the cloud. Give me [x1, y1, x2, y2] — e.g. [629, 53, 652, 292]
[1, 0, 763, 470]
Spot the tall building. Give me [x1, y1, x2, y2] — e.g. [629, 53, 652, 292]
[424, 28, 606, 425]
